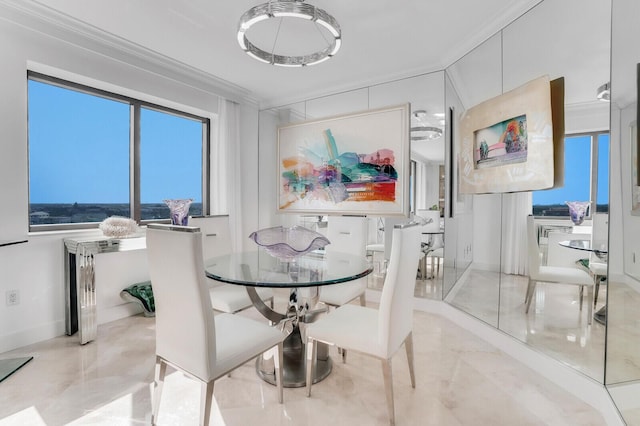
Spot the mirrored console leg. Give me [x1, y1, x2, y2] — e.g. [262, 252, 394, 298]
[65, 247, 98, 345]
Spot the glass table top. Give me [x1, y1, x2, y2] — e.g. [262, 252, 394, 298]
[205, 250, 373, 288]
[559, 239, 608, 262]
[559, 239, 608, 254]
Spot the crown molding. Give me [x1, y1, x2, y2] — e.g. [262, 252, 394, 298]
[440, 0, 544, 70]
[0, 0, 259, 107]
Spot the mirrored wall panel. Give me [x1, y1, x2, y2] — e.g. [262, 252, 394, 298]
[606, 0, 640, 423]
[444, 0, 611, 383]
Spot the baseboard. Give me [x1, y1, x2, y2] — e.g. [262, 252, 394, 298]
[98, 302, 144, 325]
[615, 272, 640, 294]
[0, 320, 65, 354]
[608, 381, 640, 414]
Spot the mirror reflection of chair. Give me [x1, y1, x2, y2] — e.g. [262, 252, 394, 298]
[189, 216, 274, 313]
[416, 209, 443, 279]
[319, 216, 368, 308]
[525, 215, 594, 324]
[425, 245, 444, 278]
[545, 230, 591, 306]
[146, 224, 285, 425]
[589, 213, 608, 308]
[305, 224, 422, 426]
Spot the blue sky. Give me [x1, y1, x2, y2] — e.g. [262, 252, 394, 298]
[28, 80, 202, 204]
[533, 134, 609, 206]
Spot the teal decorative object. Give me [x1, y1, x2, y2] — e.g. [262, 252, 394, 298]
[121, 281, 155, 317]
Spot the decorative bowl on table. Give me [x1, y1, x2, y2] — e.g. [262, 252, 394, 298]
[249, 226, 331, 260]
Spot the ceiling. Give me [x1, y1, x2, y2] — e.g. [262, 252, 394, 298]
[29, 0, 542, 108]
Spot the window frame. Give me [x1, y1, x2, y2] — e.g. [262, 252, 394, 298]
[27, 71, 211, 232]
[532, 130, 609, 219]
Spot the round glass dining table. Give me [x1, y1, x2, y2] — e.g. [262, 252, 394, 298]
[205, 250, 373, 387]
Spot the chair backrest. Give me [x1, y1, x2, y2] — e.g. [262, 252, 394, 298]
[383, 217, 406, 261]
[378, 224, 422, 356]
[325, 216, 368, 257]
[526, 215, 541, 277]
[146, 224, 216, 381]
[591, 213, 608, 252]
[188, 215, 232, 259]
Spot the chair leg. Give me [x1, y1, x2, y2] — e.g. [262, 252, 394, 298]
[274, 342, 284, 403]
[200, 380, 215, 426]
[579, 285, 584, 311]
[418, 256, 426, 280]
[525, 280, 536, 313]
[594, 279, 600, 307]
[404, 332, 415, 388]
[151, 356, 167, 425]
[525, 279, 532, 303]
[587, 286, 594, 325]
[305, 337, 316, 397]
[381, 358, 395, 426]
[342, 348, 347, 364]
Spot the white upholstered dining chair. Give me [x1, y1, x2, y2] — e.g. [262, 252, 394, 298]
[146, 224, 285, 425]
[305, 223, 422, 426]
[587, 213, 608, 307]
[319, 215, 368, 308]
[189, 216, 274, 313]
[525, 215, 595, 324]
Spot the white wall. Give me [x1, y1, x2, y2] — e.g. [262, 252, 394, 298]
[0, 9, 256, 352]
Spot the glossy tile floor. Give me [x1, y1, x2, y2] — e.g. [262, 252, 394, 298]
[0, 291, 605, 425]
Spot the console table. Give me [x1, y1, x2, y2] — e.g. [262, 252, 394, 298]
[64, 235, 146, 344]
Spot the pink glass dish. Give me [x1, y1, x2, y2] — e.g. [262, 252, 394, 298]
[249, 226, 331, 259]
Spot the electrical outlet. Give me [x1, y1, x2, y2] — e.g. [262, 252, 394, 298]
[6, 290, 19, 306]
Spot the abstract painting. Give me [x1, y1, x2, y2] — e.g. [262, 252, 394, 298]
[458, 75, 556, 194]
[277, 104, 410, 216]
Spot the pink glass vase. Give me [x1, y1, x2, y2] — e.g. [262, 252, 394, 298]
[565, 201, 590, 226]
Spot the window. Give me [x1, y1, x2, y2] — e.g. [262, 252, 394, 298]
[28, 72, 210, 230]
[532, 132, 609, 217]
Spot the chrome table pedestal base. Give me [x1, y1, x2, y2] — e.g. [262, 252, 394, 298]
[256, 326, 331, 388]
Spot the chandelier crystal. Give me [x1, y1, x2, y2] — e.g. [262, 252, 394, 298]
[237, 0, 341, 67]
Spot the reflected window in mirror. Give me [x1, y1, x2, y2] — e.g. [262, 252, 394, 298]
[533, 131, 609, 217]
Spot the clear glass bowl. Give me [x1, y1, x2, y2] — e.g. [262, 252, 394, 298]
[249, 226, 331, 259]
